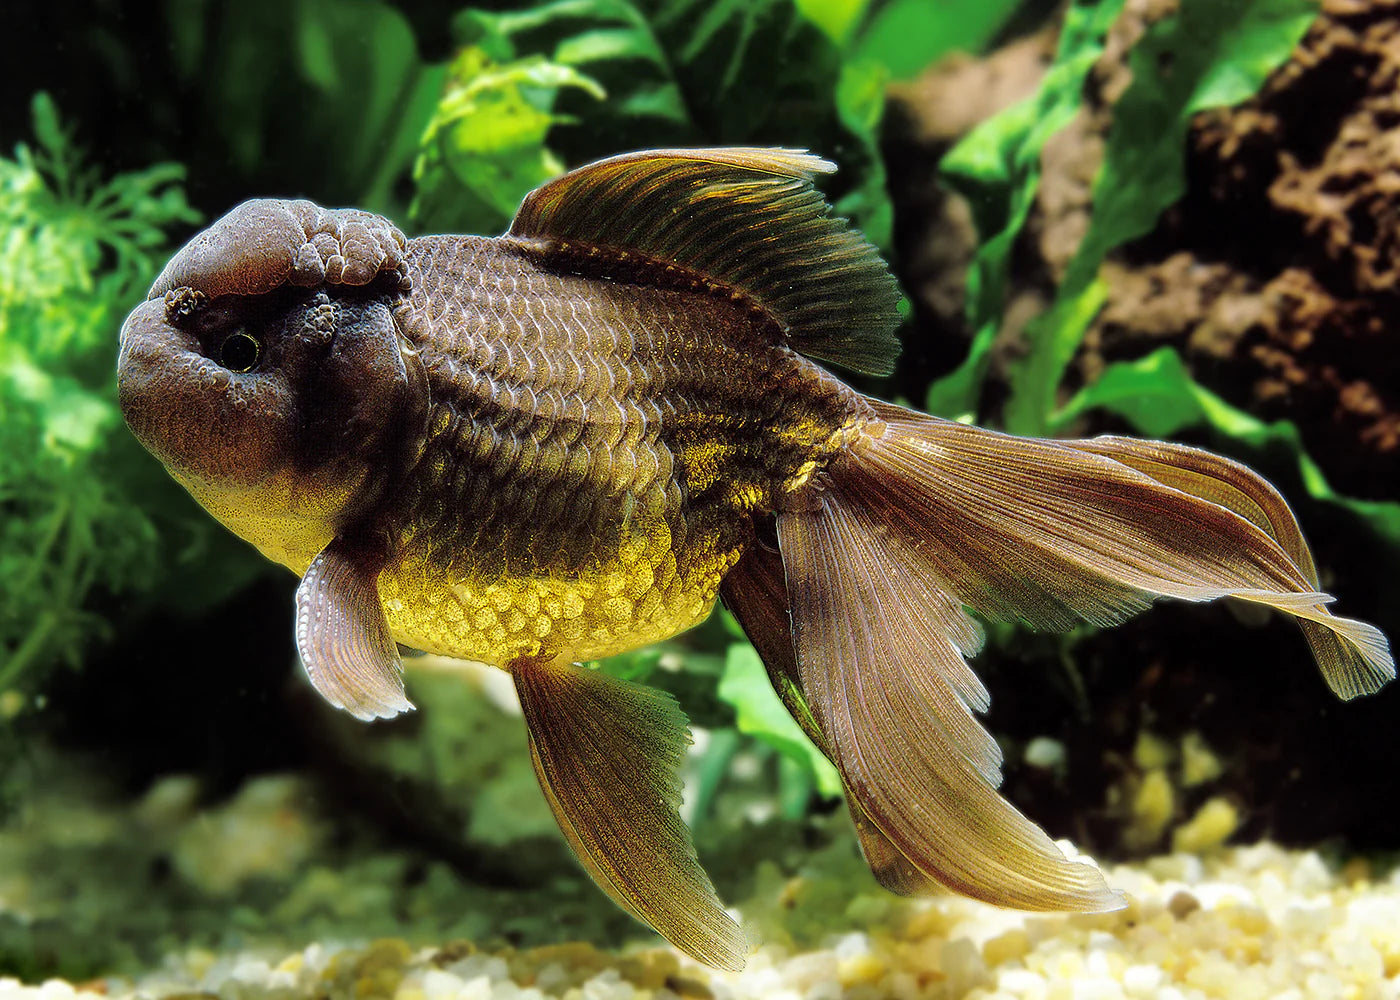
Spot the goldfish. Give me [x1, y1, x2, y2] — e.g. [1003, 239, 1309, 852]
[117, 148, 1394, 970]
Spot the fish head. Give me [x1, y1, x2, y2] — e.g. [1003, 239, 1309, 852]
[117, 198, 428, 572]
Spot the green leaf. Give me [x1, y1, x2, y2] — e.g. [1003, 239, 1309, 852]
[414, 0, 895, 254]
[794, 0, 869, 45]
[927, 0, 1127, 418]
[646, 0, 848, 143]
[850, 0, 1021, 80]
[1061, 348, 1400, 547]
[1055, 345, 1202, 438]
[1003, 0, 1318, 434]
[684, 728, 741, 829]
[716, 644, 842, 798]
[28, 93, 66, 163]
[155, 0, 444, 214]
[295, 0, 340, 91]
[411, 46, 606, 234]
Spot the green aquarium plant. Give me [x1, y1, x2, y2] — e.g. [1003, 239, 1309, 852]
[408, 0, 893, 244]
[0, 95, 260, 710]
[931, 0, 1400, 544]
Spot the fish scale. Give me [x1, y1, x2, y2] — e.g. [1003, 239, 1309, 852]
[377, 235, 864, 666]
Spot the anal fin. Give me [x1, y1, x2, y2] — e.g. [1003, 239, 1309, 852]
[722, 542, 946, 896]
[295, 537, 412, 720]
[775, 485, 1123, 912]
[512, 657, 747, 971]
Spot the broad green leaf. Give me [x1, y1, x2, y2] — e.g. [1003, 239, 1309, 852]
[833, 57, 895, 250]
[927, 0, 1126, 418]
[1004, 0, 1317, 434]
[1054, 345, 1202, 438]
[295, 0, 339, 91]
[556, 26, 662, 65]
[794, 0, 869, 45]
[717, 644, 842, 798]
[683, 727, 741, 828]
[150, 0, 445, 214]
[851, 0, 1021, 79]
[642, 0, 850, 146]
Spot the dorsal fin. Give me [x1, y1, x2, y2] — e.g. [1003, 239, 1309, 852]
[508, 148, 902, 376]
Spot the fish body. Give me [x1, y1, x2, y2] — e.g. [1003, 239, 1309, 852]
[117, 149, 1394, 971]
[381, 235, 862, 666]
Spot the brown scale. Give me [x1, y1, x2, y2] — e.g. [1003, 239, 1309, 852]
[378, 235, 867, 666]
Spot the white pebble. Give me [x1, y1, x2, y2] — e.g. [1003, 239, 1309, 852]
[741, 968, 785, 997]
[460, 975, 494, 1000]
[1290, 853, 1333, 895]
[832, 933, 870, 959]
[1024, 737, 1066, 770]
[1121, 964, 1162, 996]
[422, 969, 464, 1000]
[1071, 978, 1123, 1000]
[229, 959, 272, 984]
[581, 970, 633, 1000]
[445, 955, 510, 984]
[941, 938, 990, 995]
[533, 964, 570, 994]
[781, 953, 836, 992]
[998, 968, 1047, 995]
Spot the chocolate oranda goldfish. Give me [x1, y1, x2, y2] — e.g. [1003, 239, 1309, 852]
[117, 148, 1394, 969]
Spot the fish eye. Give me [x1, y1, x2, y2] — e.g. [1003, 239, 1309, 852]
[220, 329, 262, 372]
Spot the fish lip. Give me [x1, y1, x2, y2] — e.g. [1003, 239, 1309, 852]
[116, 296, 289, 488]
[117, 296, 208, 438]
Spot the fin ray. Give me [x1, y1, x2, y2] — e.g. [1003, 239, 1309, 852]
[295, 539, 412, 721]
[509, 148, 901, 375]
[1062, 435, 1393, 698]
[855, 401, 1394, 699]
[776, 492, 1123, 910]
[722, 546, 953, 895]
[512, 658, 747, 971]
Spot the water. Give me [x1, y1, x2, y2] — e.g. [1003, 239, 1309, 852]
[2, 0, 1396, 995]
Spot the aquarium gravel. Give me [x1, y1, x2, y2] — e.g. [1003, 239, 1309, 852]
[4, 842, 1398, 1000]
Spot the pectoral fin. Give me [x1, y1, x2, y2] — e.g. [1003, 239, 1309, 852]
[512, 656, 747, 971]
[295, 538, 412, 720]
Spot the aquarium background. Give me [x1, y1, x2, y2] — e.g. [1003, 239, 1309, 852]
[3, 0, 1400, 996]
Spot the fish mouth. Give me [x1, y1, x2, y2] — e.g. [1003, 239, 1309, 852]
[117, 295, 293, 490]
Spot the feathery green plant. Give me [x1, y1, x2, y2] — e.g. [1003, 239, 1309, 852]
[0, 95, 260, 706]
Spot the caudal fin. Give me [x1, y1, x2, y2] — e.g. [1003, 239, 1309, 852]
[749, 401, 1391, 910]
[1061, 434, 1392, 699]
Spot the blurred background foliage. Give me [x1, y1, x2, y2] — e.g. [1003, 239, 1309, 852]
[1, 0, 1395, 842]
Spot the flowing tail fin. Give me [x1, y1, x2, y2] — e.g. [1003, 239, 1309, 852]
[748, 400, 1392, 910]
